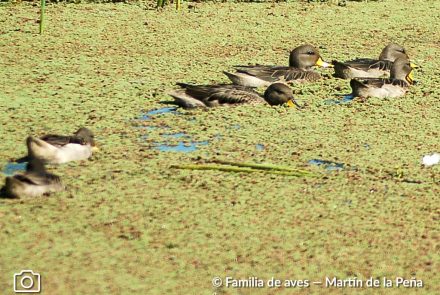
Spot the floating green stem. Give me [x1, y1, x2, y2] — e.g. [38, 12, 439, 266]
[209, 159, 315, 175]
[171, 164, 315, 177]
[39, 0, 46, 34]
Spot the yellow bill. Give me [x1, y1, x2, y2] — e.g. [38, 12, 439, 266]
[286, 99, 302, 109]
[315, 57, 333, 68]
[410, 62, 418, 69]
[406, 70, 414, 84]
[287, 99, 296, 108]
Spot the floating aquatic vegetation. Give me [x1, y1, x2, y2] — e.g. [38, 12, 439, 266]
[134, 126, 163, 131]
[2, 162, 27, 176]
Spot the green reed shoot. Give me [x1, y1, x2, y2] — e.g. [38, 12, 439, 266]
[39, 0, 45, 34]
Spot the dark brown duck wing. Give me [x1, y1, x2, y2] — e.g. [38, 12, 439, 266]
[12, 173, 60, 186]
[344, 59, 393, 71]
[176, 83, 264, 106]
[333, 59, 394, 79]
[283, 69, 321, 82]
[235, 66, 320, 82]
[40, 134, 87, 146]
[40, 134, 71, 146]
[13, 159, 60, 186]
[206, 88, 265, 105]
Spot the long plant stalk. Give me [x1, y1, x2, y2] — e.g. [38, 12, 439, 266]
[171, 164, 315, 177]
[156, 0, 182, 10]
[210, 159, 314, 175]
[39, 0, 45, 34]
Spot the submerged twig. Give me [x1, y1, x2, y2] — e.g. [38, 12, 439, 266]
[171, 163, 315, 177]
[209, 159, 314, 175]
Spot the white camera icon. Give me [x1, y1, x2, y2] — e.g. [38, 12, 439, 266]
[13, 270, 41, 293]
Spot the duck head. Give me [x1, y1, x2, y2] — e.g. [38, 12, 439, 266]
[75, 128, 99, 151]
[391, 57, 414, 84]
[289, 44, 332, 69]
[264, 83, 301, 108]
[379, 43, 409, 62]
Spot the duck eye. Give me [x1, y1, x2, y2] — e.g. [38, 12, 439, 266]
[306, 51, 315, 55]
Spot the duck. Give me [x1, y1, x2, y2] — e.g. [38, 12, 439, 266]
[27, 127, 99, 164]
[223, 44, 332, 87]
[1, 158, 63, 198]
[169, 82, 301, 108]
[350, 57, 414, 99]
[333, 43, 414, 79]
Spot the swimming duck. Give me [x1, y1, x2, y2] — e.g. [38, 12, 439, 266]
[333, 43, 413, 79]
[350, 57, 414, 99]
[27, 128, 98, 164]
[223, 44, 332, 87]
[169, 82, 301, 108]
[1, 158, 63, 198]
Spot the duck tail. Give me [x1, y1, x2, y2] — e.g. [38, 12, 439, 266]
[223, 71, 243, 85]
[175, 82, 192, 88]
[349, 78, 367, 98]
[332, 60, 350, 79]
[349, 78, 367, 89]
[26, 136, 51, 161]
[26, 136, 38, 158]
[167, 90, 206, 109]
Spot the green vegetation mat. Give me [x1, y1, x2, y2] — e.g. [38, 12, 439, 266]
[0, 0, 438, 294]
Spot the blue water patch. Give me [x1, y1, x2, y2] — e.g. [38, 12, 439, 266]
[154, 141, 208, 153]
[308, 159, 345, 171]
[231, 124, 241, 129]
[323, 95, 355, 105]
[139, 107, 178, 120]
[2, 162, 27, 176]
[256, 144, 265, 151]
